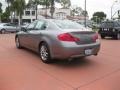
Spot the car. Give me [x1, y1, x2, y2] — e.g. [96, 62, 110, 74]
[98, 20, 120, 39]
[15, 19, 100, 63]
[21, 23, 29, 28]
[0, 23, 20, 34]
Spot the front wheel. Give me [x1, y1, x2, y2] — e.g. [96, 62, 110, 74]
[1, 29, 6, 34]
[39, 43, 52, 63]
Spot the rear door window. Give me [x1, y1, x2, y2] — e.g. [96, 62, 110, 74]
[35, 20, 47, 30]
[27, 21, 37, 30]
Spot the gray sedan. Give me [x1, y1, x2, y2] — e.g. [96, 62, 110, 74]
[15, 19, 100, 63]
[0, 23, 20, 34]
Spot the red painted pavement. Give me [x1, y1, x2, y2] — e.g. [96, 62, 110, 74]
[0, 34, 120, 90]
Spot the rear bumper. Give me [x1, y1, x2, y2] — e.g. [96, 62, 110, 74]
[51, 42, 100, 60]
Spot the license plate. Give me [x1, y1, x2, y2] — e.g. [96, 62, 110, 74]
[104, 28, 109, 31]
[85, 49, 92, 55]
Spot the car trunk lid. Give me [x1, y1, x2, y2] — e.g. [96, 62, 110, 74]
[70, 31, 97, 45]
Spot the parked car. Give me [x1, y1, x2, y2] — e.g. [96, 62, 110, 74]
[21, 23, 29, 28]
[98, 21, 120, 39]
[0, 23, 20, 34]
[15, 19, 100, 63]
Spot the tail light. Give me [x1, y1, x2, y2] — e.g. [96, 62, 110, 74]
[58, 33, 80, 42]
[92, 33, 99, 42]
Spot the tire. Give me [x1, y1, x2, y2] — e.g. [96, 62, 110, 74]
[116, 33, 120, 40]
[15, 37, 22, 49]
[1, 29, 6, 34]
[39, 43, 52, 63]
[101, 35, 105, 39]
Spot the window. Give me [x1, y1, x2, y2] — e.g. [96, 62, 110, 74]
[32, 11, 35, 16]
[4, 23, 11, 26]
[25, 11, 30, 16]
[27, 21, 37, 30]
[35, 21, 47, 30]
[53, 20, 86, 29]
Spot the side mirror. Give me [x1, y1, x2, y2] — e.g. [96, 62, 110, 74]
[41, 25, 47, 30]
[21, 27, 27, 32]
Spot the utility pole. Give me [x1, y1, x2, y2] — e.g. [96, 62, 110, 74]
[36, 2, 38, 20]
[84, 0, 87, 27]
[50, 0, 55, 19]
[111, 0, 118, 19]
[45, 0, 48, 19]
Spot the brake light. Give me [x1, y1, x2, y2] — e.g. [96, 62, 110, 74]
[58, 33, 80, 42]
[92, 33, 99, 42]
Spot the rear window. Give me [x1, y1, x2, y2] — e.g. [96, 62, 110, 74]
[53, 20, 86, 29]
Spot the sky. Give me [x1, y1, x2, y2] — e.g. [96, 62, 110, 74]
[1, 0, 120, 19]
[70, 0, 120, 19]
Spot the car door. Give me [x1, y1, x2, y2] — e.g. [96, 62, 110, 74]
[20, 21, 37, 48]
[4, 23, 11, 31]
[4, 23, 16, 32]
[26, 20, 48, 51]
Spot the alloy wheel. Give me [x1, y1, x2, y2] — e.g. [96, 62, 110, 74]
[40, 45, 49, 61]
[39, 43, 52, 63]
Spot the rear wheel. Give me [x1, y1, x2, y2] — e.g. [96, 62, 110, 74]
[39, 43, 52, 63]
[15, 37, 22, 49]
[101, 35, 105, 39]
[116, 33, 120, 40]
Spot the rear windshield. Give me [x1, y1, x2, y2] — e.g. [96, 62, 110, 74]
[53, 20, 86, 29]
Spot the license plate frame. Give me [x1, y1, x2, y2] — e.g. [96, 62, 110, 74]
[85, 49, 92, 55]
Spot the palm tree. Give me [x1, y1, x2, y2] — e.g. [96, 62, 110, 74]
[50, 0, 71, 18]
[0, 2, 2, 22]
[13, 0, 26, 25]
[60, 0, 71, 9]
[5, 0, 14, 23]
[0, 2, 2, 13]
[27, 0, 44, 20]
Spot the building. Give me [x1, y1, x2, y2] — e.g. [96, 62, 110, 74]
[37, 8, 71, 19]
[22, 8, 36, 23]
[13, 7, 71, 24]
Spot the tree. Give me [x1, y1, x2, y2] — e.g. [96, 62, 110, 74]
[81, 10, 88, 16]
[0, 2, 2, 14]
[27, 0, 71, 18]
[0, 2, 3, 22]
[71, 7, 88, 16]
[60, 0, 71, 9]
[5, 0, 14, 23]
[27, 0, 45, 19]
[91, 12, 106, 23]
[13, 0, 26, 25]
[1, 7, 10, 22]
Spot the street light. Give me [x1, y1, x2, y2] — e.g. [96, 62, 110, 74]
[111, 0, 118, 19]
[50, 0, 55, 19]
[84, 0, 87, 27]
[35, 3, 38, 20]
